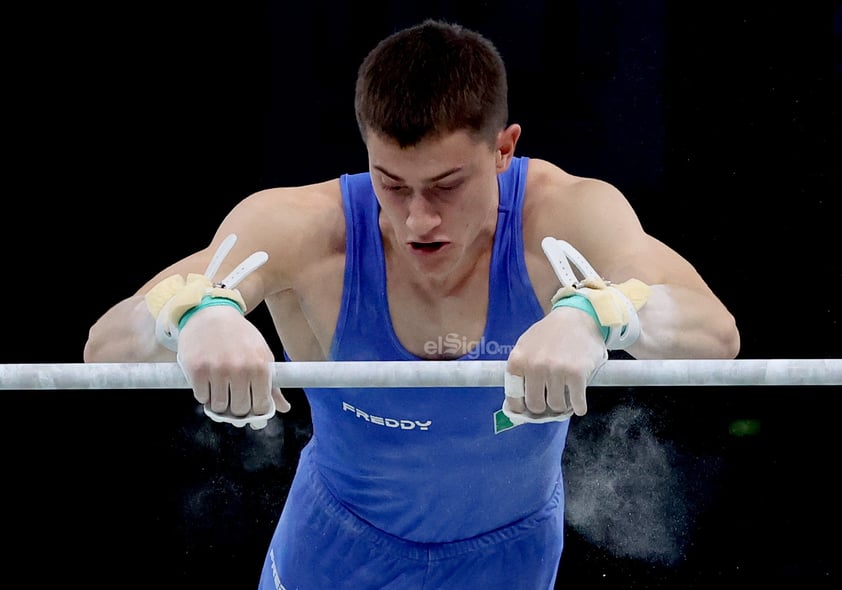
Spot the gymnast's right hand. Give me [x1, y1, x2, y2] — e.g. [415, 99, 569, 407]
[176, 304, 291, 428]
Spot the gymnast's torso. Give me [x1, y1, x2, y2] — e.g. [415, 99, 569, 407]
[277, 157, 570, 543]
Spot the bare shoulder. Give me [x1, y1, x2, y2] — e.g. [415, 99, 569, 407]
[521, 157, 649, 279]
[521, 157, 711, 288]
[523, 158, 638, 239]
[136, 179, 346, 301]
[219, 179, 346, 284]
[229, 179, 345, 250]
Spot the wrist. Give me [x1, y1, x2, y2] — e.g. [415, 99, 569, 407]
[178, 295, 244, 330]
[551, 293, 610, 341]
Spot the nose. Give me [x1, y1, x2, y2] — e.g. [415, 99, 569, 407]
[405, 195, 441, 237]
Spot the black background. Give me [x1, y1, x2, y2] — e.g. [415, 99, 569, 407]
[4, 1, 841, 588]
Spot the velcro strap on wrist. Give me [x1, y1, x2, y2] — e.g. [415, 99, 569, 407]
[161, 274, 246, 327]
[551, 278, 650, 327]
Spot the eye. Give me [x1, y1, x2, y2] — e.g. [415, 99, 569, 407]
[432, 181, 462, 194]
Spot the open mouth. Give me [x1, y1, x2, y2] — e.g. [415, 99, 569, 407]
[410, 242, 446, 252]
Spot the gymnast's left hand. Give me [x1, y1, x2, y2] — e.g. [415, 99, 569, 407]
[174, 304, 292, 421]
[504, 305, 608, 420]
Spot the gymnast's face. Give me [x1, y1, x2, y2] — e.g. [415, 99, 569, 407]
[367, 129, 507, 279]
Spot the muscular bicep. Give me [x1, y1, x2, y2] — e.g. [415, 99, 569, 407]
[132, 181, 344, 314]
[623, 235, 717, 293]
[564, 185, 723, 302]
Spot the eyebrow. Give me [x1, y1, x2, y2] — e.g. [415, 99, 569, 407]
[373, 165, 463, 183]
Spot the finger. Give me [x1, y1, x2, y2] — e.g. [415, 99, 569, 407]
[272, 387, 292, 413]
[228, 376, 253, 417]
[504, 371, 526, 413]
[504, 371, 524, 398]
[545, 373, 571, 414]
[177, 352, 211, 405]
[192, 379, 211, 406]
[566, 372, 588, 416]
[506, 395, 526, 413]
[524, 374, 548, 414]
[249, 367, 275, 415]
[209, 375, 231, 414]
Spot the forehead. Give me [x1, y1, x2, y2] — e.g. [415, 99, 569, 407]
[366, 130, 494, 181]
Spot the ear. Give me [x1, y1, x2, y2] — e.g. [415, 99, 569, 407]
[495, 124, 522, 172]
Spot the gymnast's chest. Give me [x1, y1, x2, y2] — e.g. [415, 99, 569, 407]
[285, 253, 491, 359]
[385, 274, 490, 359]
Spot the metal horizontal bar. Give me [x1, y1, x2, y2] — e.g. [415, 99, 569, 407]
[0, 359, 840, 390]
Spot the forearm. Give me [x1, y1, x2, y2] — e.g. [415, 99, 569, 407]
[626, 284, 740, 360]
[83, 295, 177, 363]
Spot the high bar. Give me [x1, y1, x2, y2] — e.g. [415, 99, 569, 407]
[0, 359, 841, 390]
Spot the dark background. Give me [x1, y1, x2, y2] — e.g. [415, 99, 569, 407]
[4, 1, 841, 588]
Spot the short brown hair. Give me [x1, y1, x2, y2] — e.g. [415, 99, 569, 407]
[354, 19, 509, 148]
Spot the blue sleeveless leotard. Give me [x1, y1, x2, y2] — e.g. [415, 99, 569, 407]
[259, 156, 568, 589]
